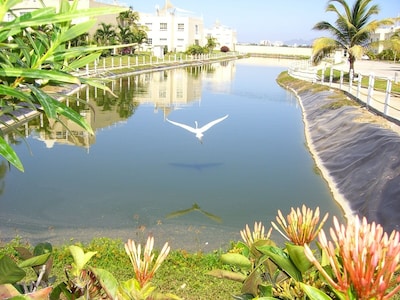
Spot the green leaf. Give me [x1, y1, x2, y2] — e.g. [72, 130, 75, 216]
[67, 52, 101, 70]
[69, 245, 97, 273]
[256, 244, 302, 281]
[59, 19, 96, 43]
[18, 253, 51, 268]
[286, 243, 313, 273]
[300, 283, 333, 300]
[29, 85, 58, 119]
[220, 253, 252, 270]
[0, 135, 24, 172]
[0, 85, 33, 103]
[89, 267, 119, 299]
[33, 242, 53, 256]
[0, 68, 81, 85]
[54, 100, 94, 135]
[0, 256, 26, 284]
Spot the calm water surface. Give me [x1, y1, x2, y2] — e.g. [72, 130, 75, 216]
[0, 58, 344, 250]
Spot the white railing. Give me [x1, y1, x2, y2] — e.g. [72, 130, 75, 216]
[75, 52, 239, 78]
[289, 61, 400, 123]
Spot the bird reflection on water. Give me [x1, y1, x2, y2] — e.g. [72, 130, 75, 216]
[166, 203, 222, 223]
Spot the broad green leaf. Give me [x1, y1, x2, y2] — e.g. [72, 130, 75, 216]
[286, 243, 313, 273]
[18, 253, 51, 268]
[69, 245, 97, 273]
[59, 19, 96, 43]
[54, 101, 94, 135]
[89, 267, 119, 299]
[0, 135, 24, 172]
[30, 85, 94, 135]
[256, 244, 302, 281]
[300, 283, 332, 300]
[0, 68, 81, 85]
[33, 242, 53, 256]
[67, 52, 101, 70]
[221, 253, 252, 270]
[29, 85, 58, 119]
[0, 85, 33, 103]
[0, 256, 26, 284]
[3, 6, 126, 30]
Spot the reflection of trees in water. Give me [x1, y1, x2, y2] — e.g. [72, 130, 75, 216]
[92, 78, 140, 118]
[185, 63, 216, 78]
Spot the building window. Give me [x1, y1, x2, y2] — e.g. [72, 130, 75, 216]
[195, 24, 199, 35]
[160, 23, 167, 31]
[178, 23, 184, 31]
[147, 38, 152, 45]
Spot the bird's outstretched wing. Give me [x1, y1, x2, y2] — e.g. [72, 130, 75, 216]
[199, 114, 229, 133]
[166, 118, 197, 134]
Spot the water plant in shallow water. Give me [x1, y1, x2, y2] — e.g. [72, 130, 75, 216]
[304, 215, 400, 300]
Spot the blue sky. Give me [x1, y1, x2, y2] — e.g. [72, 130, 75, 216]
[127, 0, 399, 43]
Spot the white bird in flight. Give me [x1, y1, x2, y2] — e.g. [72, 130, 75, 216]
[166, 114, 229, 142]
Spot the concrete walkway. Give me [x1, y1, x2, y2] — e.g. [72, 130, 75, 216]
[319, 60, 400, 125]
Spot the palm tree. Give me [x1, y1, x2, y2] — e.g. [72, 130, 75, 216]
[94, 22, 117, 46]
[117, 8, 140, 28]
[312, 0, 392, 73]
[389, 29, 400, 62]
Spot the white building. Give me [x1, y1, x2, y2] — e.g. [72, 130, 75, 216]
[138, 0, 204, 55]
[204, 20, 237, 51]
[370, 18, 400, 53]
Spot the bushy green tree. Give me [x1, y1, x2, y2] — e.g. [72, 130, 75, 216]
[186, 44, 206, 55]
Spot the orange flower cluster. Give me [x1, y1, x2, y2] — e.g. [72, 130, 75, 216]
[305, 216, 400, 300]
[271, 205, 328, 245]
[240, 221, 272, 247]
[125, 236, 170, 288]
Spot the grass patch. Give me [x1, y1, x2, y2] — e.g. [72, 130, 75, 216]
[0, 237, 241, 299]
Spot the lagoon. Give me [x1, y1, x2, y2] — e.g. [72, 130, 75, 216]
[0, 58, 344, 251]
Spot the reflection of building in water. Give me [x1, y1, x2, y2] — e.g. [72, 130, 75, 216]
[202, 60, 236, 94]
[5, 62, 236, 149]
[24, 107, 95, 150]
[133, 68, 202, 117]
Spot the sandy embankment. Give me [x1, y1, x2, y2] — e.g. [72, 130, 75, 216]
[286, 84, 400, 233]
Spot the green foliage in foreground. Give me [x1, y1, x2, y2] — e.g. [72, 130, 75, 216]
[1, 206, 400, 299]
[0, 0, 126, 172]
[0, 237, 240, 299]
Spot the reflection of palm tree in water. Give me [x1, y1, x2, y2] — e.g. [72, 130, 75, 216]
[166, 203, 222, 223]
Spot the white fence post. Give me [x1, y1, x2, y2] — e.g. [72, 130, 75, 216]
[329, 67, 333, 87]
[384, 79, 392, 116]
[340, 70, 344, 89]
[357, 74, 362, 99]
[348, 72, 353, 93]
[367, 73, 375, 107]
